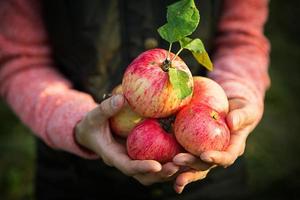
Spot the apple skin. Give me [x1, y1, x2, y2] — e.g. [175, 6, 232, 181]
[191, 76, 229, 114]
[127, 119, 183, 163]
[109, 85, 144, 138]
[122, 48, 193, 118]
[174, 104, 230, 156]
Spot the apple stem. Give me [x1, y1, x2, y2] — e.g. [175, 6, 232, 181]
[211, 111, 219, 120]
[171, 48, 184, 63]
[162, 59, 171, 72]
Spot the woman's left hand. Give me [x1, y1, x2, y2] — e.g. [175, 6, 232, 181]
[172, 97, 264, 193]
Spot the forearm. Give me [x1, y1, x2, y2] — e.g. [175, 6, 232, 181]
[0, 0, 98, 159]
[210, 0, 270, 105]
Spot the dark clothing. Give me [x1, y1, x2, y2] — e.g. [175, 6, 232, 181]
[36, 0, 249, 199]
[42, 0, 221, 101]
[36, 140, 248, 200]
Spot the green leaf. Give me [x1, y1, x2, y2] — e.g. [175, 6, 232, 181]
[192, 51, 213, 71]
[158, 0, 200, 43]
[168, 68, 193, 99]
[179, 37, 214, 71]
[179, 37, 193, 48]
[179, 37, 204, 53]
[157, 24, 175, 44]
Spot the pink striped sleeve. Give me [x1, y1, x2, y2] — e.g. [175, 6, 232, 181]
[209, 0, 271, 106]
[0, 0, 98, 159]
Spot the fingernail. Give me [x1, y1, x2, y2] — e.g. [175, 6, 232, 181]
[176, 161, 187, 166]
[173, 158, 186, 166]
[112, 95, 124, 108]
[177, 186, 184, 194]
[200, 155, 213, 163]
[175, 185, 184, 194]
[152, 164, 162, 172]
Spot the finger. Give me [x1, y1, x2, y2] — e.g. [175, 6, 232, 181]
[98, 139, 162, 176]
[89, 94, 125, 122]
[174, 170, 209, 194]
[134, 162, 179, 184]
[117, 159, 162, 176]
[200, 133, 246, 167]
[132, 162, 179, 186]
[158, 162, 180, 178]
[227, 104, 258, 132]
[173, 153, 211, 171]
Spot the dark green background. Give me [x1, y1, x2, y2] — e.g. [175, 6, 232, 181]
[1, 1, 300, 199]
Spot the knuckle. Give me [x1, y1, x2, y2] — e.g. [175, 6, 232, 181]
[85, 112, 100, 127]
[99, 103, 110, 118]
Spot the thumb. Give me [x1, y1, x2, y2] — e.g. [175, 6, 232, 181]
[90, 94, 125, 121]
[226, 105, 257, 132]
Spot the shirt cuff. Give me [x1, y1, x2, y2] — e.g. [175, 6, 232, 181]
[45, 90, 99, 159]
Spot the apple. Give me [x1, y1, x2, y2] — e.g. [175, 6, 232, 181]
[109, 85, 144, 138]
[127, 119, 182, 163]
[174, 104, 230, 156]
[122, 48, 193, 118]
[191, 76, 229, 114]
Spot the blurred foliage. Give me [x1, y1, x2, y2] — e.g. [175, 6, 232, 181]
[0, 0, 300, 199]
[0, 102, 35, 200]
[245, 0, 300, 199]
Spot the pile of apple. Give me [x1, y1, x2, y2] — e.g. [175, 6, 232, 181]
[109, 48, 230, 163]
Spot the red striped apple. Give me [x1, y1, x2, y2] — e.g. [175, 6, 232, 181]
[174, 104, 230, 156]
[109, 85, 144, 138]
[127, 119, 182, 163]
[191, 76, 229, 114]
[122, 48, 193, 118]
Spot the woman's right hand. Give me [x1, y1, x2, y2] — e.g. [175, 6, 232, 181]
[75, 94, 180, 185]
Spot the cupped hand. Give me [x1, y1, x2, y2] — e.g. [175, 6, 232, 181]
[75, 94, 180, 185]
[171, 97, 263, 193]
[200, 98, 263, 167]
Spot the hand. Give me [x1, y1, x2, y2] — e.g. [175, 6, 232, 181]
[133, 162, 180, 186]
[171, 97, 263, 193]
[173, 153, 214, 194]
[200, 98, 263, 167]
[75, 94, 180, 185]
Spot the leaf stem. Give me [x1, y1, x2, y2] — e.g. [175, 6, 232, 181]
[171, 48, 184, 63]
[166, 43, 173, 60]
